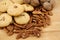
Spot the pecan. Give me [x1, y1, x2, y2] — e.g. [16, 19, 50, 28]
[44, 15, 50, 25]
[3, 27, 9, 33]
[13, 29, 21, 33]
[48, 11, 53, 16]
[26, 23, 33, 29]
[7, 31, 13, 36]
[14, 26, 21, 30]
[41, 8, 47, 12]
[7, 25, 14, 31]
[32, 28, 41, 37]
[21, 32, 30, 39]
[16, 32, 22, 39]
[16, 31, 30, 39]
[33, 15, 40, 18]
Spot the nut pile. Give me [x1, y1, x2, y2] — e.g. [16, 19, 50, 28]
[0, 0, 55, 39]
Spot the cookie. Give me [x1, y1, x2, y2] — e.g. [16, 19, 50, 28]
[0, 0, 13, 12]
[14, 12, 30, 24]
[7, 3, 24, 16]
[23, 4, 34, 11]
[11, 0, 23, 4]
[0, 13, 12, 27]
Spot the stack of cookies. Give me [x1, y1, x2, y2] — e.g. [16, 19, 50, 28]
[0, 0, 55, 39]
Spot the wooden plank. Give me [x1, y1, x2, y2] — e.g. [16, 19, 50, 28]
[0, 0, 60, 40]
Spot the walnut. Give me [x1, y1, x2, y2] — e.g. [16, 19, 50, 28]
[23, 0, 31, 4]
[30, 0, 40, 7]
[43, 2, 52, 11]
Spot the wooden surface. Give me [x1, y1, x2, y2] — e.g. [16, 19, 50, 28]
[0, 0, 60, 40]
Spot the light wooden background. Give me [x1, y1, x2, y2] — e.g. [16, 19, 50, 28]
[0, 0, 60, 40]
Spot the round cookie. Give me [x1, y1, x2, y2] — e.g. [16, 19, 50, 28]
[14, 12, 30, 24]
[0, 0, 13, 12]
[23, 4, 34, 11]
[11, 0, 23, 4]
[0, 13, 12, 27]
[7, 3, 24, 16]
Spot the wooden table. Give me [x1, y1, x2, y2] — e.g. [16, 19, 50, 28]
[0, 0, 60, 40]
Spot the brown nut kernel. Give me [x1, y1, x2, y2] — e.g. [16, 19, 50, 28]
[30, 0, 40, 7]
[48, 11, 53, 16]
[32, 10, 42, 14]
[16, 32, 22, 39]
[3, 27, 9, 33]
[32, 28, 41, 37]
[7, 31, 13, 36]
[21, 32, 30, 39]
[43, 2, 52, 11]
[23, 0, 31, 4]
[13, 29, 22, 33]
[7, 25, 14, 31]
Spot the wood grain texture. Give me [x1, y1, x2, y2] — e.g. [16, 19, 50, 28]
[43, 0, 60, 32]
[0, 0, 60, 40]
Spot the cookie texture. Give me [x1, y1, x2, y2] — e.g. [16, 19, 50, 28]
[0, 0, 13, 12]
[7, 3, 24, 16]
[0, 13, 12, 27]
[14, 12, 30, 24]
[23, 4, 34, 11]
